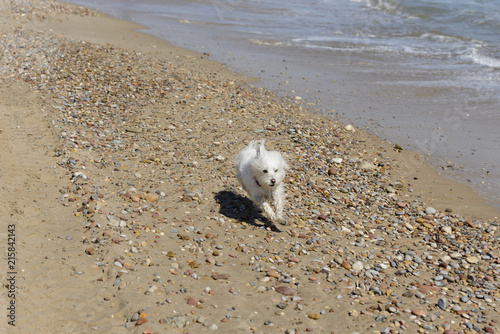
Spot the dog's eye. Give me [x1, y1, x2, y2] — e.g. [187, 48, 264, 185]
[263, 169, 268, 173]
[275, 169, 278, 173]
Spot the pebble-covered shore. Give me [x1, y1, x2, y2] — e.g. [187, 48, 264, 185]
[1, 1, 499, 334]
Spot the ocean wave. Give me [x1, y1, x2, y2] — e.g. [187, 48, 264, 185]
[292, 35, 454, 58]
[248, 39, 288, 47]
[352, 0, 403, 14]
[466, 48, 500, 69]
[420, 32, 476, 45]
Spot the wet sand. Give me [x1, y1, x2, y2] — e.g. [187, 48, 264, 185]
[1, 1, 499, 334]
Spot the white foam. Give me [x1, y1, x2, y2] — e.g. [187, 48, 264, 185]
[467, 48, 500, 68]
[354, 0, 402, 13]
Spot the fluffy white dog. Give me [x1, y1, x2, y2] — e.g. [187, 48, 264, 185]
[235, 140, 287, 223]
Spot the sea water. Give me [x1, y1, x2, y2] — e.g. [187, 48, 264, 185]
[66, 0, 500, 208]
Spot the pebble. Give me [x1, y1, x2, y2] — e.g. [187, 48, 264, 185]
[441, 226, 452, 234]
[341, 260, 351, 270]
[415, 291, 425, 299]
[437, 298, 447, 310]
[411, 309, 426, 317]
[275, 286, 295, 296]
[425, 207, 436, 214]
[351, 261, 364, 271]
[187, 297, 197, 305]
[359, 161, 376, 170]
[163, 315, 187, 330]
[466, 256, 479, 264]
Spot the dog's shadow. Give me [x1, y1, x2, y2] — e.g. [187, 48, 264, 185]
[214, 190, 281, 232]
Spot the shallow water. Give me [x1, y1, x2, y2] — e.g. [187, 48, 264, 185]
[66, 0, 500, 208]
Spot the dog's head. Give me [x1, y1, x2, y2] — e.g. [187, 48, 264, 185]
[249, 142, 287, 189]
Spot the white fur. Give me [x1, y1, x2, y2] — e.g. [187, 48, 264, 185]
[235, 140, 287, 223]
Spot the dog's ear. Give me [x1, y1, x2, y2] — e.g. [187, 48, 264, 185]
[256, 140, 265, 158]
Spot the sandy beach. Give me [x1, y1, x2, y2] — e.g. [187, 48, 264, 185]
[1, 1, 499, 333]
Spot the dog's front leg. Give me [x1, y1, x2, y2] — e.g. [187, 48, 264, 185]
[273, 187, 284, 223]
[261, 201, 277, 221]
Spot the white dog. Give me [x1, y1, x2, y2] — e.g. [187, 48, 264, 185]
[235, 140, 287, 223]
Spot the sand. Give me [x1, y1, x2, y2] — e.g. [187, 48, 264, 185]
[1, 1, 499, 334]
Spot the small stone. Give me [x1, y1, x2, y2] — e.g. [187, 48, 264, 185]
[267, 269, 281, 279]
[466, 256, 479, 264]
[187, 297, 198, 305]
[437, 298, 447, 310]
[208, 324, 218, 330]
[147, 285, 158, 294]
[145, 193, 158, 203]
[341, 260, 351, 270]
[465, 220, 476, 228]
[349, 309, 359, 317]
[163, 314, 187, 330]
[256, 286, 267, 293]
[411, 309, 426, 317]
[275, 286, 295, 296]
[211, 273, 229, 280]
[85, 247, 96, 255]
[351, 261, 363, 271]
[136, 317, 147, 326]
[307, 313, 321, 320]
[385, 186, 396, 193]
[402, 291, 414, 298]
[441, 226, 452, 234]
[359, 161, 376, 170]
[415, 291, 425, 299]
[425, 207, 436, 214]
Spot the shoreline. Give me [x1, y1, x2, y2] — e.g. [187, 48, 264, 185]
[46, 3, 499, 219]
[62, 0, 500, 212]
[70, 0, 500, 211]
[1, 1, 499, 333]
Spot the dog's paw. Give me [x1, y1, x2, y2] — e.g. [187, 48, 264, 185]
[276, 215, 285, 225]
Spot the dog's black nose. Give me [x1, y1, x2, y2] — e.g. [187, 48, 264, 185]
[270, 179, 276, 185]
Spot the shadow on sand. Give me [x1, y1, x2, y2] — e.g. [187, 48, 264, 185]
[214, 189, 281, 232]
